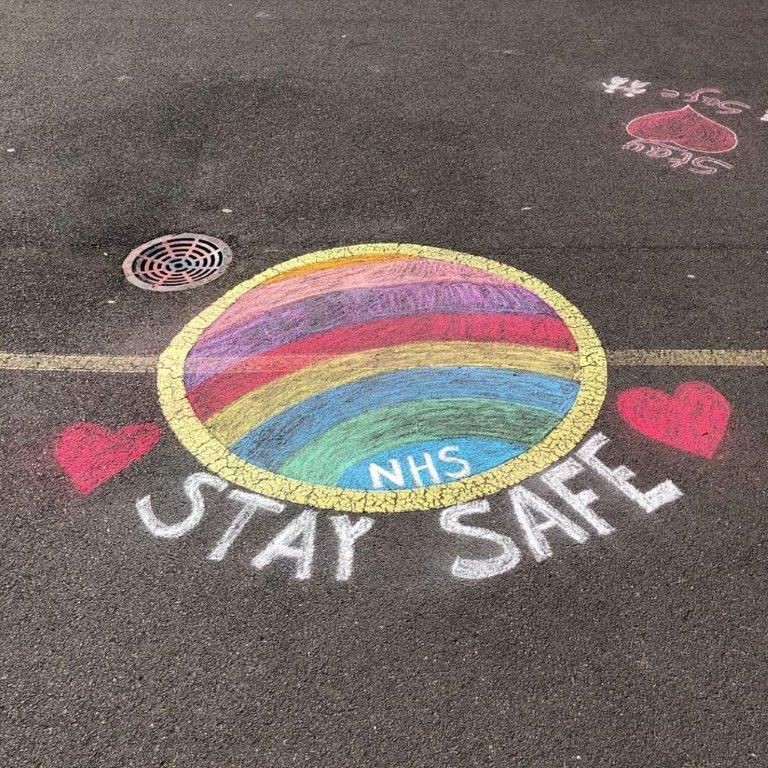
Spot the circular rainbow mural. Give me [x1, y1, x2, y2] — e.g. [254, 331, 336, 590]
[158, 244, 607, 513]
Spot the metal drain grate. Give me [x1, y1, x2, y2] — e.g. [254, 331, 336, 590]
[122, 233, 232, 292]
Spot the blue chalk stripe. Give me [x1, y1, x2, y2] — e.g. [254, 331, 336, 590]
[232, 366, 578, 470]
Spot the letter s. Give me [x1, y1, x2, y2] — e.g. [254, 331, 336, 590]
[438, 445, 471, 479]
[136, 472, 228, 539]
[440, 500, 521, 580]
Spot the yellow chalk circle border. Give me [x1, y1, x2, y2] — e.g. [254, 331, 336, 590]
[158, 243, 607, 513]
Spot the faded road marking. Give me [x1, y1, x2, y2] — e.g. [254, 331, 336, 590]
[1, 348, 767, 374]
[608, 349, 768, 366]
[0, 353, 157, 372]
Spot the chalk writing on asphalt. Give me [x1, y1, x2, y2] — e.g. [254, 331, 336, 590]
[600, 76, 749, 176]
[135, 432, 683, 582]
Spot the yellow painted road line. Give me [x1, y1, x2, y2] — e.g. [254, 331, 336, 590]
[608, 349, 768, 366]
[0, 349, 767, 373]
[0, 353, 157, 373]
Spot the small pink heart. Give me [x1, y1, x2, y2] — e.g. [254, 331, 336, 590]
[616, 382, 731, 459]
[626, 105, 738, 154]
[54, 422, 162, 494]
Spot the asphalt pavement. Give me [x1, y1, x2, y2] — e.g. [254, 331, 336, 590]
[1, 1, 767, 766]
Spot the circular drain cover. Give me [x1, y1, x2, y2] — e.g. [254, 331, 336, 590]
[123, 233, 232, 292]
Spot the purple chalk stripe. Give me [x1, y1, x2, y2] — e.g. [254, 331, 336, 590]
[184, 280, 558, 388]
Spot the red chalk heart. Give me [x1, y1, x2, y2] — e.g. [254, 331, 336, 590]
[626, 105, 738, 154]
[54, 422, 162, 494]
[616, 382, 731, 459]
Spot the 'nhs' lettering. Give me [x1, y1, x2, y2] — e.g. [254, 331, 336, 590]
[369, 446, 471, 489]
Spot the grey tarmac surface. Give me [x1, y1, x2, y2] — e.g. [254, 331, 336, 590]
[1, 1, 767, 766]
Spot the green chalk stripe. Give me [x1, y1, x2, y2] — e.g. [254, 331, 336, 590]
[278, 398, 562, 484]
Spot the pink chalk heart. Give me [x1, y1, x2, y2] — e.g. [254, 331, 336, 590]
[626, 105, 738, 154]
[616, 382, 731, 459]
[54, 422, 162, 494]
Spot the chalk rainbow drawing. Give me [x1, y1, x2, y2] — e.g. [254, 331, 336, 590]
[158, 244, 607, 513]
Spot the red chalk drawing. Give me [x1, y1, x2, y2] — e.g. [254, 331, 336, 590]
[623, 106, 737, 175]
[626, 105, 737, 154]
[55, 422, 163, 494]
[616, 382, 731, 459]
